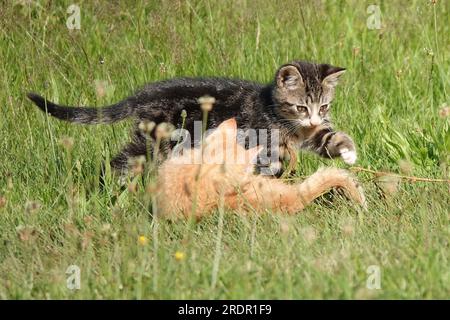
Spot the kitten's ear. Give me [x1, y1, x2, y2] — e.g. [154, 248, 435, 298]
[276, 65, 304, 90]
[205, 118, 237, 146]
[217, 118, 237, 133]
[322, 65, 346, 88]
[218, 118, 237, 142]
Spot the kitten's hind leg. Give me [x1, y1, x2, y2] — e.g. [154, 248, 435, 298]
[110, 135, 148, 186]
[109, 133, 172, 185]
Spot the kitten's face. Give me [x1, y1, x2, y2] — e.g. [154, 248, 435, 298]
[272, 61, 346, 129]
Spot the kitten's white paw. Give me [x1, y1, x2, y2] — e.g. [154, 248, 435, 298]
[340, 148, 357, 165]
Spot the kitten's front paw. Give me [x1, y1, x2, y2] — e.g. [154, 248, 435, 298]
[329, 132, 357, 165]
[340, 148, 357, 165]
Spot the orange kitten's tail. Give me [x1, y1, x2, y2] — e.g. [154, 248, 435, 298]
[296, 168, 366, 209]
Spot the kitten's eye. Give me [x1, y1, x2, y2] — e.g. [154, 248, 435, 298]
[297, 105, 308, 114]
[320, 104, 329, 113]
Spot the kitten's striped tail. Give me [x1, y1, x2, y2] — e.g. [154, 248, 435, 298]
[27, 93, 132, 124]
[297, 167, 366, 209]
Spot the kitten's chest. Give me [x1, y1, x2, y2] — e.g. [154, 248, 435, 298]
[282, 126, 322, 149]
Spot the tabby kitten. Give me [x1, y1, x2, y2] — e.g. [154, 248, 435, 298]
[27, 60, 356, 177]
[157, 118, 365, 219]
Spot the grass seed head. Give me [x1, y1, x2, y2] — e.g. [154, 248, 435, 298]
[423, 47, 434, 56]
[138, 120, 156, 135]
[16, 225, 38, 242]
[101, 223, 111, 233]
[352, 47, 360, 56]
[95, 80, 107, 98]
[280, 219, 290, 234]
[340, 217, 355, 237]
[301, 226, 317, 244]
[155, 122, 175, 140]
[438, 105, 449, 118]
[83, 215, 94, 225]
[376, 174, 401, 197]
[129, 155, 146, 175]
[81, 231, 94, 250]
[198, 95, 216, 112]
[398, 159, 414, 175]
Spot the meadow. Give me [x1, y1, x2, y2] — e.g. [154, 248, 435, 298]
[0, 0, 448, 299]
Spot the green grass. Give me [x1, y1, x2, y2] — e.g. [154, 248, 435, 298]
[0, 0, 449, 299]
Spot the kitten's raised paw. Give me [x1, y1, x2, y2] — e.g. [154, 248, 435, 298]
[340, 148, 357, 165]
[328, 132, 357, 165]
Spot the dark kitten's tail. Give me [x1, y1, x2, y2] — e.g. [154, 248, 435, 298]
[27, 93, 132, 124]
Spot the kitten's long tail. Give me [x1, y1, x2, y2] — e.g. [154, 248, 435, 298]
[296, 167, 366, 209]
[27, 93, 132, 124]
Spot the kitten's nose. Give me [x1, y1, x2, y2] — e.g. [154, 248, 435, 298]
[310, 116, 321, 126]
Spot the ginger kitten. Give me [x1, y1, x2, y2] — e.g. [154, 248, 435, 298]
[157, 118, 365, 219]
